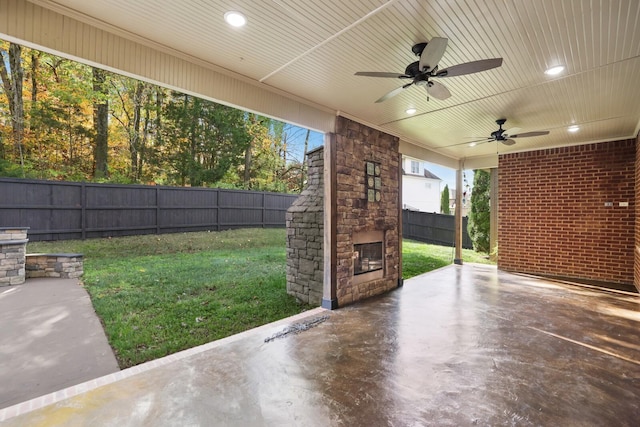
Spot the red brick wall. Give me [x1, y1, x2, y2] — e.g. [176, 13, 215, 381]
[635, 133, 640, 291]
[498, 139, 635, 285]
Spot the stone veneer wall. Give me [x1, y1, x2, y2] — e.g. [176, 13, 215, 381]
[286, 147, 324, 304]
[0, 227, 29, 286]
[331, 116, 401, 306]
[26, 254, 84, 279]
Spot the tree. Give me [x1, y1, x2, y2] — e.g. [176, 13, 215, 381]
[468, 169, 490, 253]
[440, 184, 451, 214]
[163, 92, 251, 186]
[0, 42, 25, 170]
[92, 67, 109, 179]
[0, 38, 304, 191]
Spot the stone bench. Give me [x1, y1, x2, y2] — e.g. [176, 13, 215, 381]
[25, 253, 84, 279]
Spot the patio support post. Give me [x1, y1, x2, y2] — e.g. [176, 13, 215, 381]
[322, 133, 338, 309]
[490, 168, 499, 262]
[397, 152, 403, 287]
[454, 165, 463, 264]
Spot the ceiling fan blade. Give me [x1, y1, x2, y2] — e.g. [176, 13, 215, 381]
[355, 71, 410, 78]
[501, 139, 516, 146]
[436, 58, 503, 77]
[375, 83, 413, 103]
[426, 80, 451, 100]
[419, 37, 448, 72]
[510, 131, 550, 138]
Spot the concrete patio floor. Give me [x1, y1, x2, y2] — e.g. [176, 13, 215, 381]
[0, 278, 119, 410]
[1, 263, 639, 426]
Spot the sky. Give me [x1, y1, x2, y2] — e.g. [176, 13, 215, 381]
[423, 162, 474, 194]
[283, 123, 324, 163]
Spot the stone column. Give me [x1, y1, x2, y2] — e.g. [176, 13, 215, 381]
[0, 227, 29, 286]
[286, 147, 325, 305]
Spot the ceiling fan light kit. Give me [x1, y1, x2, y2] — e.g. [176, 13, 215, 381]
[355, 37, 503, 103]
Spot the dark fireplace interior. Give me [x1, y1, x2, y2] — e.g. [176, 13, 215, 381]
[354, 241, 383, 275]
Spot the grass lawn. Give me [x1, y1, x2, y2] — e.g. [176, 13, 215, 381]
[402, 239, 494, 279]
[28, 228, 494, 368]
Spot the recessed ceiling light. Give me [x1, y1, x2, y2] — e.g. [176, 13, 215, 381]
[406, 108, 417, 115]
[469, 142, 477, 147]
[544, 65, 565, 76]
[224, 11, 247, 27]
[568, 125, 579, 132]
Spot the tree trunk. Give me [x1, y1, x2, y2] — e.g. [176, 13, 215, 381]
[130, 82, 144, 180]
[29, 51, 41, 133]
[243, 114, 257, 189]
[92, 67, 109, 179]
[243, 140, 253, 189]
[0, 43, 25, 170]
[188, 96, 200, 186]
[300, 128, 310, 190]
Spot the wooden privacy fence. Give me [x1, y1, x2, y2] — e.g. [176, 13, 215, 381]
[403, 209, 474, 249]
[1, 178, 474, 247]
[0, 178, 298, 242]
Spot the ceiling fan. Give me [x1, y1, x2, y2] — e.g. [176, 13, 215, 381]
[469, 118, 550, 147]
[354, 37, 503, 103]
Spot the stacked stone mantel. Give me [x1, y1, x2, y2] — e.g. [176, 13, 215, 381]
[286, 146, 324, 305]
[0, 227, 29, 286]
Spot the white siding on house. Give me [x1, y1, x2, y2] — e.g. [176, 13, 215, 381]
[402, 156, 441, 213]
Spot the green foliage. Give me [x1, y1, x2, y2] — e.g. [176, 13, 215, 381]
[440, 184, 451, 215]
[0, 39, 306, 192]
[468, 169, 491, 253]
[163, 92, 251, 186]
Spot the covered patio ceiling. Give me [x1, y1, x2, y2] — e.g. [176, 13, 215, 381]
[23, 0, 640, 168]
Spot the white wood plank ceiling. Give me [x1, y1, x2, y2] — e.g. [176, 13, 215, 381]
[26, 0, 640, 166]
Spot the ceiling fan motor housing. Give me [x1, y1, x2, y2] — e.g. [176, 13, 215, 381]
[412, 42, 428, 56]
[493, 118, 507, 139]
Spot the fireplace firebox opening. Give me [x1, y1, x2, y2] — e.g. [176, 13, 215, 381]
[352, 230, 385, 285]
[354, 242, 383, 275]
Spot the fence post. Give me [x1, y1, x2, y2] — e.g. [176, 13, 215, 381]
[81, 182, 86, 240]
[262, 193, 266, 228]
[156, 187, 161, 234]
[215, 188, 220, 231]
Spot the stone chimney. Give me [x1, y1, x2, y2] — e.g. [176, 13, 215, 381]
[286, 146, 324, 305]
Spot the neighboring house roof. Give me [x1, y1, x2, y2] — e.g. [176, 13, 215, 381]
[401, 165, 442, 181]
[423, 169, 441, 180]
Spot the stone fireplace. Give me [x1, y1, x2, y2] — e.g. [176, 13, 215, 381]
[286, 116, 402, 308]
